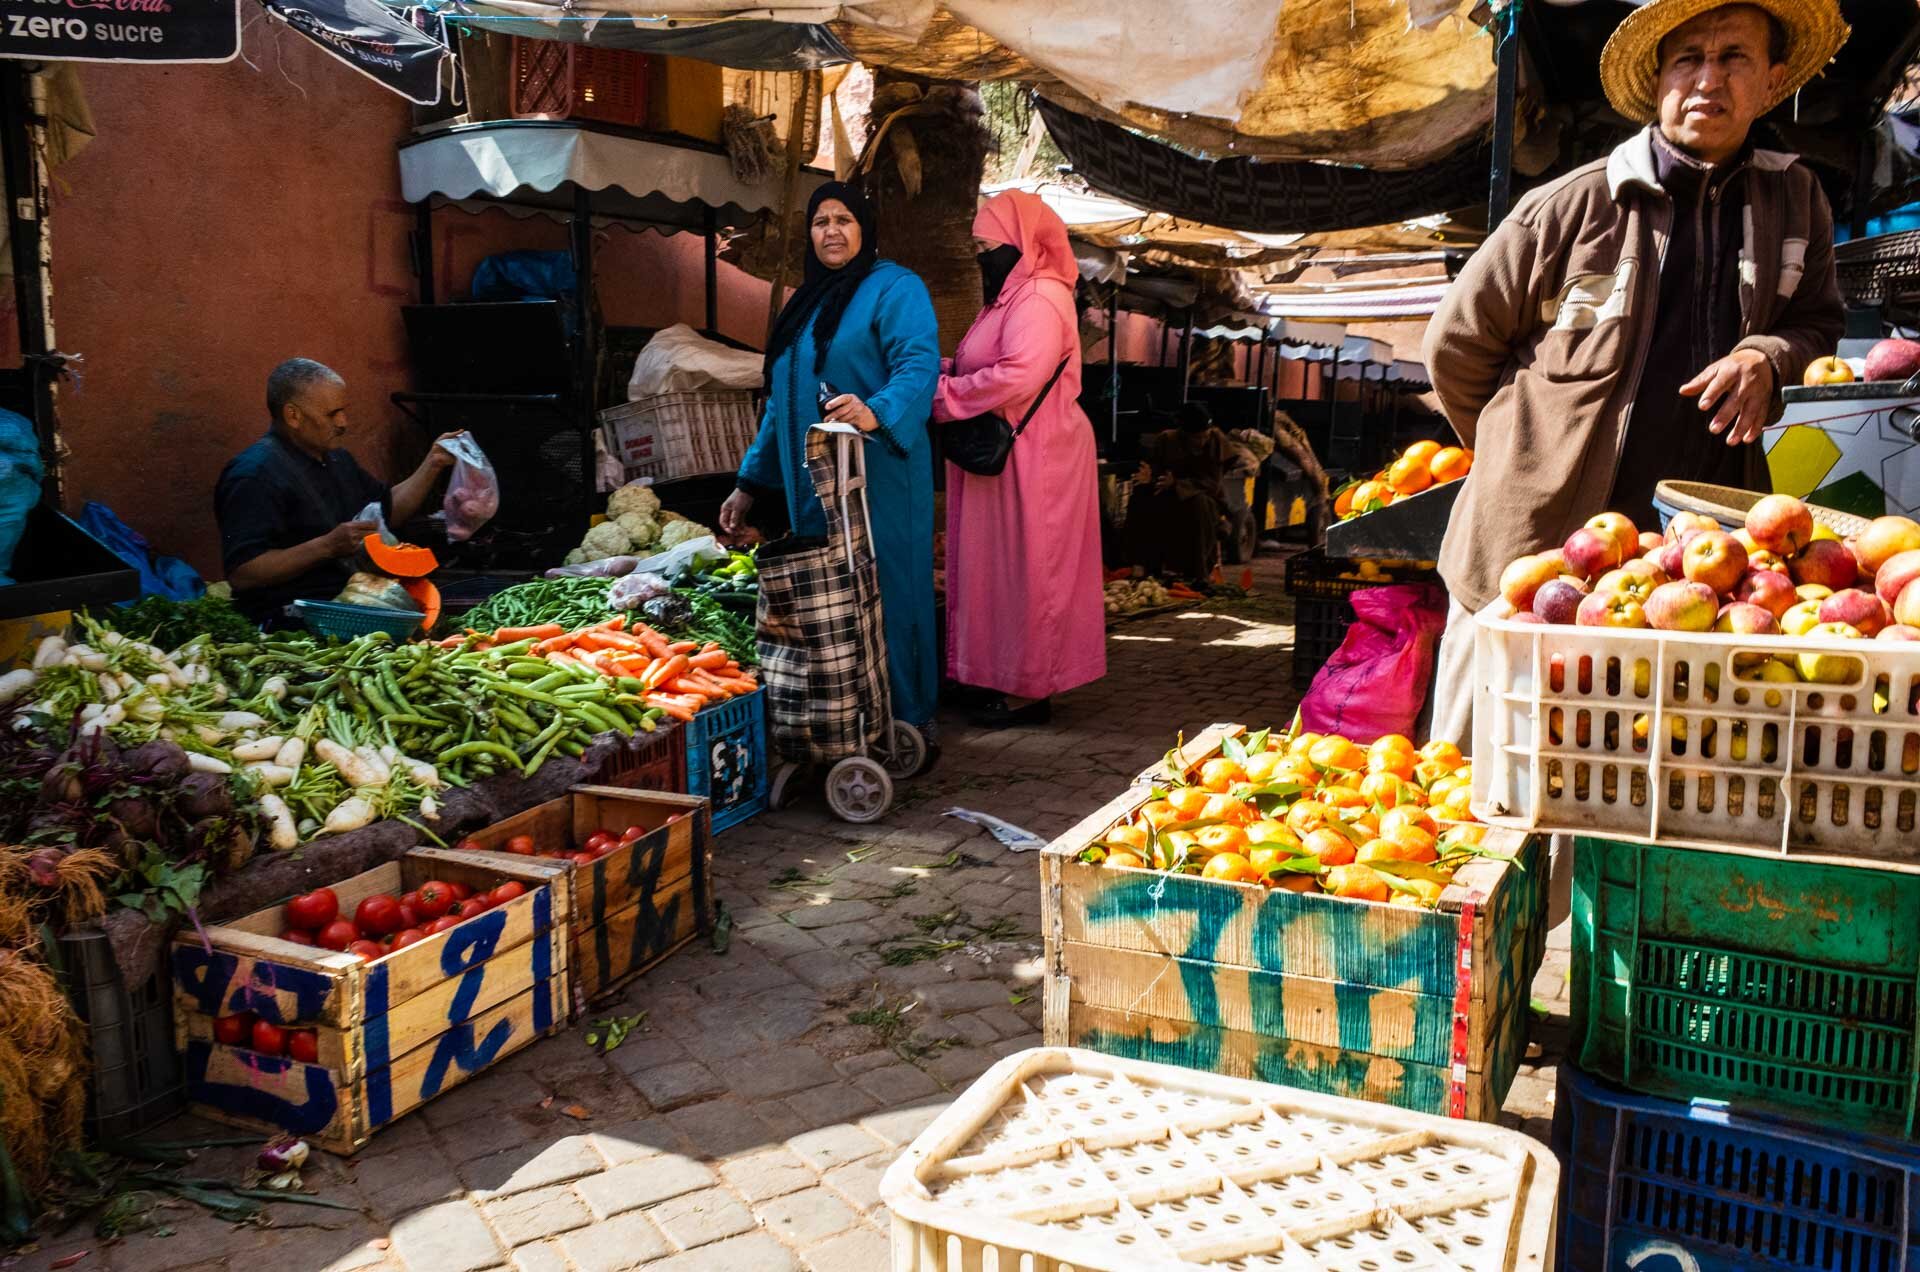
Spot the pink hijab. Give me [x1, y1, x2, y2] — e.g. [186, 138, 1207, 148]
[973, 190, 1077, 299]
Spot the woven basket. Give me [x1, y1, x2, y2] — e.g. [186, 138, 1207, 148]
[1652, 480, 1871, 539]
[599, 391, 759, 481]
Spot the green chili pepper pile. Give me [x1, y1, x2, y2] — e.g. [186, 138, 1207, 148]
[449, 577, 617, 636]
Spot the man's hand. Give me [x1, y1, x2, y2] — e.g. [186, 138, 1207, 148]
[718, 489, 759, 545]
[823, 394, 879, 433]
[427, 431, 467, 469]
[1682, 349, 1775, 446]
[1132, 461, 1153, 488]
[324, 519, 377, 558]
[1156, 473, 1177, 492]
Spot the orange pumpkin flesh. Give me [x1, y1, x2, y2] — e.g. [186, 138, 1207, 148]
[363, 534, 438, 578]
[401, 578, 441, 630]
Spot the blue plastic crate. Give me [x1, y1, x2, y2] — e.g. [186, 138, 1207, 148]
[685, 690, 766, 832]
[1554, 1063, 1920, 1272]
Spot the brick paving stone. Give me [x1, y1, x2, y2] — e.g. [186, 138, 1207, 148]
[755, 1186, 860, 1246]
[747, 1097, 814, 1142]
[350, 1140, 465, 1218]
[853, 1062, 942, 1104]
[785, 898, 882, 929]
[694, 956, 801, 999]
[859, 1100, 944, 1148]
[784, 1079, 881, 1127]
[990, 1033, 1043, 1058]
[509, 1241, 571, 1272]
[788, 1121, 889, 1171]
[925, 1045, 996, 1085]
[783, 947, 883, 990]
[822, 1155, 892, 1214]
[605, 1032, 692, 1075]
[464, 1135, 603, 1198]
[911, 980, 1018, 1012]
[647, 1186, 758, 1250]
[559, 1211, 673, 1272]
[710, 1046, 837, 1098]
[751, 995, 829, 1043]
[646, 1232, 799, 1272]
[574, 1155, 715, 1219]
[591, 1116, 685, 1165]
[484, 1185, 595, 1245]
[728, 904, 782, 929]
[738, 921, 825, 957]
[799, 1223, 892, 1272]
[941, 1012, 1002, 1047]
[390, 1200, 506, 1272]
[627, 1059, 727, 1110]
[667, 1096, 786, 1159]
[720, 1147, 819, 1202]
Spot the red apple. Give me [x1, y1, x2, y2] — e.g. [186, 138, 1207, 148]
[1577, 590, 1648, 629]
[1716, 602, 1780, 635]
[1499, 554, 1563, 611]
[1818, 588, 1893, 637]
[1666, 511, 1721, 543]
[1853, 516, 1920, 576]
[1637, 531, 1666, 558]
[1586, 512, 1640, 562]
[1745, 494, 1814, 557]
[1897, 577, 1920, 629]
[1532, 577, 1588, 625]
[1564, 527, 1627, 580]
[1645, 580, 1719, 632]
[1683, 531, 1749, 596]
[1507, 611, 1548, 625]
[1793, 539, 1860, 592]
[1734, 569, 1798, 618]
[1538, 549, 1575, 576]
[1652, 540, 1689, 580]
[1747, 548, 1788, 575]
[1876, 549, 1920, 608]
[1596, 568, 1659, 604]
[1731, 528, 1760, 555]
[1619, 557, 1669, 586]
[1864, 336, 1920, 382]
[1878, 624, 1920, 642]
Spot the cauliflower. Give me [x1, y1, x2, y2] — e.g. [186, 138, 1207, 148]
[616, 512, 660, 548]
[562, 547, 588, 566]
[658, 509, 689, 525]
[580, 521, 633, 560]
[607, 482, 661, 520]
[656, 520, 712, 550]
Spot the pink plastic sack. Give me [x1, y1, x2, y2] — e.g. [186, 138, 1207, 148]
[1298, 583, 1447, 744]
[438, 433, 500, 542]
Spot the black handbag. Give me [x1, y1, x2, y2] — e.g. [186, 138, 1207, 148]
[940, 356, 1070, 477]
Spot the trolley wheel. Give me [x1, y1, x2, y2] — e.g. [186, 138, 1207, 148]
[879, 722, 927, 781]
[825, 757, 893, 823]
[768, 763, 806, 812]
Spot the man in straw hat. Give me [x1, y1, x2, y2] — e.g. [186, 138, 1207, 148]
[1422, 0, 1848, 919]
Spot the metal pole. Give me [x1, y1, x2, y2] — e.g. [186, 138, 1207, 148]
[1108, 284, 1121, 445]
[1255, 336, 1269, 393]
[1158, 320, 1170, 369]
[570, 185, 597, 531]
[1, 65, 56, 498]
[702, 206, 719, 332]
[412, 201, 436, 305]
[1178, 307, 1195, 400]
[1487, 2, 1521, 229]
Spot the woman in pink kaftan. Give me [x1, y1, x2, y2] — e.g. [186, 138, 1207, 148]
[934, 190, 1106, 726]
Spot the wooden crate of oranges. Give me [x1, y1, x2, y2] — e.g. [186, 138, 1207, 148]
[1040, 725, 1546, 1120]
[1334, 438, 1474, 521]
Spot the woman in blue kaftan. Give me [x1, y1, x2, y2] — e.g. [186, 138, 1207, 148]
[720, 182, 942, 746]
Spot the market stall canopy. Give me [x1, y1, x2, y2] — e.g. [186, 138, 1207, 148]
[1258, 279, 1451, 323]
[397, 120, 826, 230]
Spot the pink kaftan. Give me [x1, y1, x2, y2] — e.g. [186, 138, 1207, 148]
[934, 190, 1106, 700]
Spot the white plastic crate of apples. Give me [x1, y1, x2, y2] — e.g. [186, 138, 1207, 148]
[1476, 496, 1920, 857]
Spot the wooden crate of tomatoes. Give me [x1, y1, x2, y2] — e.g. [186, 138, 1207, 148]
[170, 847, 572, 1155]
[454, 785, 712, 1009]
[1039, 725, 1546, 1121]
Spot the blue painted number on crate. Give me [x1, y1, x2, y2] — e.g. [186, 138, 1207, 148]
[185, 1040, 339, 1134]
[172, 944, 336, 1025]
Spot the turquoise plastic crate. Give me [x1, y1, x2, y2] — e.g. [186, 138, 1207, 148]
[289, 599, 422, 641]
[685, 690, 766, 832]
[1571, 835, 1920, 1140]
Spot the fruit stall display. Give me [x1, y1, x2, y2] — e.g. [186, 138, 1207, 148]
[1040, 725, 1546, 1119]
[171, 847, 571, 1154]
[1333, 439, 1474, 522]
[1477, 496, 1920, 856]
[454, 784, 712, 1006]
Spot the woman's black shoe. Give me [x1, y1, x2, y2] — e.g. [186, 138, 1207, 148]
[970, 697, 1051, 729]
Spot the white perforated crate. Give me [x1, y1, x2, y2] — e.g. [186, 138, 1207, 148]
[879, 1047, 1558, 1272]
[1471, 609, 1920, 863]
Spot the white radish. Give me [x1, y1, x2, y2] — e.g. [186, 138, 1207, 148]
[261, 676, 288, 701]
[402, 759, 442, 788]
[247, 763, 295, 787]
[97, 673, 121, 703]
[419, 795, 439, 819]
[187, 752, 232, 775]
[78, 703, 103, 723]
[354, 747, 392, 783]
[164, 663, 192, 690]
[65, 645, 108, 671]
[297, 817, 320, 837]
[274, 737, 306, 769]
[190, 663, 211, 686]
[31, 636, 65, 669]
[146, 673, 172, 693]
[218, 711, 268, 730]
[232, 736, 286, 762]
[99, 630, 126, 648]
[259, 794, 299, 851]
[193, 724, 227, 746]
[322, 796, 377, 834]
[128, 697, 166, 723]
[0, 668, 36, 706]
[314, 739, 381, 788]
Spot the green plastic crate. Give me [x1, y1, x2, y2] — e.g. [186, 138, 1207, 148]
[1570, 834, 1920, 1139]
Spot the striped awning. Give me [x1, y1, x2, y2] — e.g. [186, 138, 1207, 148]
[1258, 280, 1450, 322]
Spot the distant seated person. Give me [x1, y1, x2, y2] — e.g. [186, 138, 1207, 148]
[1122, 402, 1232, 583]
[216, 358, 462, 627]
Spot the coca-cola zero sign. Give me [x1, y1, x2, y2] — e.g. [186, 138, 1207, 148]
[0, 0, 239, 63]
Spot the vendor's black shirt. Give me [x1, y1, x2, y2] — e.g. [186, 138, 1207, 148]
[1609, 133, 1753, 528]
[215, 430, 390, 625]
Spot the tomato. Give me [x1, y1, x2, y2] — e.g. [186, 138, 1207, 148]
[597, 839, 626, 859]
[251, 1018, 288, 1056]
[400, 890, 424, 912]
[584, 831, 615, 855]
[390, 928, 427, 951]
[415, 881, 455, 919]
[454, 837, 484, 853]
[620, 824, 648, 844]
[395, 903, 422, 931]
[279, 928, 316, 946]
[284, 887, 338, 932]
[355, 895, 403, 937]
[505, 834, 536, 856]
[287, 1029, 319, 1064]
[213, 1012, 254, 1046]
[447, 881, 473, 902]
[489, 881, 526, 907]
[565, 852, 596, 866]
[347, 939, 385, 961]
[456, 898, 489, 920]
[317, 919, 359, 952]
[425, 915, 462, 935]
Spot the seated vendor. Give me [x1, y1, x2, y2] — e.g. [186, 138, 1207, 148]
[215, 358, 459, 626]
[1122, 402, 1232, 583]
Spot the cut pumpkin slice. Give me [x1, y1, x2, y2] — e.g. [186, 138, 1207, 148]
[363, 534, 438, 578]
[401, 578, 441, 631]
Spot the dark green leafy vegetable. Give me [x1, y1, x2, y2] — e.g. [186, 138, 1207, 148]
[640, 594, 695, 629]
[91, 594, 257, 650]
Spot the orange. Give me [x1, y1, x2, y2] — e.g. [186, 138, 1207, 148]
[1402, 439, 1443, 468]
[1196, 825, 1250, 855]
[1304, 827, 1357, 867]
[1429, 446, 1472, 483]
[1242, 751, 1283, 784]
[1333, 485, 1358, 518]
[1414, 760, 1458, 788]
[1439, 784, 1473, 819]
[1199, 757, 1248, 793]
[1167, 788, 1211, 819]
[1381, 807, 1438, 839]
[1287, 731, 1324, 758]
[1360, 772, 1408, 808]
[1387, 455, 1434, 496]
[1104, 850, 1147, 870]
[1202, 794, 1257, 826]
[1274, 872, 1321, 894]
[1380, 826, 1439, 863]
[1246, 820, 1303, 850]
[1106, 824, 1150, 851]
[1285, 801, 1330, 836]
[1439, 824, 1488, 851]
[1201, 853, 1260, 884]
[1348, 812, 1381, 839]
[1272, 757, 1320, 789]
[1156, 831, 1199, 869]
[1427, 776, 1463, 807]
[1369, 733, 1415, 760]
[1140, 800, 1182, 831]
[1318, 785, 1368, 811]
[1308, 735, 1367, 772]
[1350, 481, 1388, 511]
[1418, 740, 1466, 770]
[1325, 864, 1392, 902]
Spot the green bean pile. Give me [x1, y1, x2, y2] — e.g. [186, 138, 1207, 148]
[450, 577, 617, 636]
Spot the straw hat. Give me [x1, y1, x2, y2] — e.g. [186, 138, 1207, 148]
[1599, 0, 1850, 125]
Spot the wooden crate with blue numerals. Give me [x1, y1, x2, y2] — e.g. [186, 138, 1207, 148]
[1038, 726, 1547, 1120]
[170, 847, 571, 1154]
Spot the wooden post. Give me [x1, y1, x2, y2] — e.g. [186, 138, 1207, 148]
[1487, 1, 1521, 230]
[1178, 308, 1194, 400]
[412, 202, 436, 305]
[766, 73, 811, 341]
[1108, 284, 1121, 444]
[702, 206, 719, 332]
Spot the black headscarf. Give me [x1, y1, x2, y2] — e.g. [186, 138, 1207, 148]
[763, 182, 879, 383]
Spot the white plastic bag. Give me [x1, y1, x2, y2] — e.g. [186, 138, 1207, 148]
[630, 534, 728, 581]
[437, 433, 500, 542]
[627, 324, 766, 399]
[608, 572, 674, 610]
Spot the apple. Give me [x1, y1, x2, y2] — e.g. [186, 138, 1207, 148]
[1864, 337, 1920, 382]
[1791, 539, 1859, 592]
[1577, 590, 1648, 629]
[1898, 577, 1920, 629]
[1507, 611, 1548, 625]
[1796, 583, 1834, 603]
[1619, 557, 1669, 586]
[1715, 602, 1780, 635]
[1818, 588, 1893, 637]
[1731, 528, 1760, 555]
[1747, 548, 1788, 575]
[1803, 354, 1856, 386]
[1683, 531, 1749, 596]
[1878, 624, 1920, 642]
[1652, 540, 1689, 580]
[1734, 569, 1797, 618]
[1645, 580, 1719, 632]
[1586, 512, 1640, 562]
[1532, 577, 1588, 625]
[1782, 599, 1826, 636]
[1637, 531, 1666, 558]
[1597, 568, 1659, 604]
[1851, 516, 1920, 575]
[1666, 511, 1721, 543]
[1538, 549, 1575, 576]
[1811, 522, 1841, 543]
[1564, 527, 1627, 580]
[1875, 549, 1920, 608]
[1499, 554, 1563, 611]
[1745, 494, 1814, 557]
[1798, 622, 1864, 684]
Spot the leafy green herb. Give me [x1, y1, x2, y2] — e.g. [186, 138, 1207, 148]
[91, 593, 258, 650]
[584, 1012, 648, 1054]
[113, 850, 208, 924]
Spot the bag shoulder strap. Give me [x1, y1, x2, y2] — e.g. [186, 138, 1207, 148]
[1011, 356, 1072, 437]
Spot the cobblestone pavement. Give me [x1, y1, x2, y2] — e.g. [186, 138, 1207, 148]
[13, 554, 1568, 1272]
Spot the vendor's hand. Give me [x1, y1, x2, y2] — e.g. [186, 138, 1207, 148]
[427, 430, 466, 469]
[1683, 349, 1775, 446]
[1132, 461, 1152, 487]
[719, 489, 758, 545]
[1156, 473, 1177, 492]
[324, 519, 378, 558]
[824, 394, 879, 433]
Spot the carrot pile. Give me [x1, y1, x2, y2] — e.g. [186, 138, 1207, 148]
[435, 618, 757, 723]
